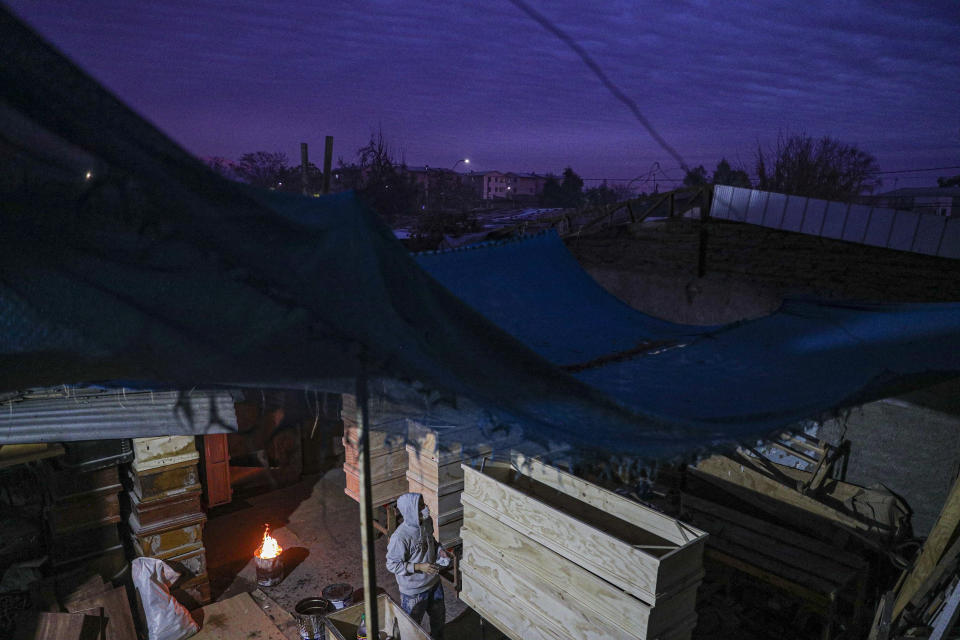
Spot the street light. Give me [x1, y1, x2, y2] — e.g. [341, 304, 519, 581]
[451, 158, 470, 171]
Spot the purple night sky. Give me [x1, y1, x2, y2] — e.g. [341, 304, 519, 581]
[7, 1, 959, 188]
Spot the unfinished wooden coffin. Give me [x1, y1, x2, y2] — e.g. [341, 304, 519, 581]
[343, 469, 408, 507]
[462, 458, 707, 607]
[461, 508, 702, 640]
[323, 593, 430, 640]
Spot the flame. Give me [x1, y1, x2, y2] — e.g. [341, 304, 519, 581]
[256, 524, 283, 560]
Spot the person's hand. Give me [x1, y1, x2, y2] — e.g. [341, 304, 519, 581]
[414, 563, 439, 575]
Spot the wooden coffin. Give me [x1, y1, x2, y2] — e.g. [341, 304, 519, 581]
[407, 476, 461, 517]
[343, 468, 409, 507]
[166, 546, 208, 584]
[125, 460, 200, 502]
[124, 485, 203, 526]
[342, 448, 408, 483]
[323, 593, 430, 640]
[47, 490, 121, 535]
[49, 465, 121, 500]
[462, 459, 707, 606]
[49, 523, 121, 564]
[128, 510, 206, 558]
[131, 436, 199, 473]
[461, 508, 703, 639]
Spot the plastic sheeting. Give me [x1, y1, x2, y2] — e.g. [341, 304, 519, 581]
[418, 233, 960, 434]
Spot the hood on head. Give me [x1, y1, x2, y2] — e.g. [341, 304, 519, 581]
[397, 492, 422, 525]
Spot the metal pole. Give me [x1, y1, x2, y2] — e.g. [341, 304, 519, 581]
[355, 362, 379, 635]
[300, 142, 309, 196]
[323, 136, 334, 195]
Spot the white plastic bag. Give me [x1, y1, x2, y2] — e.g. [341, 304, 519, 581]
[132, 557, 199, 640]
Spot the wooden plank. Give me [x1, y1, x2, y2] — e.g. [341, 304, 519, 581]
[463, 464, 684, 604]
[16, 611, 101, 640]
[513, 454, 706, 547]
[0, 443, 64, 468]
[893, 475, 960, 620]
[323, 593, 430, 640]
[909, 536, 960, 610]
[867, 591, 894, 640]
[66, 586, 137, 640]
[462, 532, 637, 639]
[192, 593, 287, 640]
[249, 589, 300, 640]
[930, 580, 960, 640]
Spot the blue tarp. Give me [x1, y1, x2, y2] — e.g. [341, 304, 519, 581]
[418, 233, 960, 437]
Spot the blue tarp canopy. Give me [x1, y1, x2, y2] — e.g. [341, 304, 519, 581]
[2, 8, 960, 458]
[418, 233, 960, 434]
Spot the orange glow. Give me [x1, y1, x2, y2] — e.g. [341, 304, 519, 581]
[256, 524, 283, 560]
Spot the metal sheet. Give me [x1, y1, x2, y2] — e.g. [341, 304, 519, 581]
[914, 215, 948, 256]
[889, 211, 921, 252]
[800, 198, 829, 236]
[0, 388, 237, 443]
[863, 208, 895, 247]
[820, 202, 848, 240]
[708, 186, 960, 259]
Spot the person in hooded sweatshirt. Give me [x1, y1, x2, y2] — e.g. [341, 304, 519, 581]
[386, 492, 448, 639]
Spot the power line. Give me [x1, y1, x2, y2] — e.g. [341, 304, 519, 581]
[505, 0, 689, 172]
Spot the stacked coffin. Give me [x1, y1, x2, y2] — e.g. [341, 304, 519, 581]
[460, 456, 708, 640]
[405, 420, 513, 548]
[123, 436, 210, 607]
[46, 464, 126, 579]
[341, 394, 409, 507]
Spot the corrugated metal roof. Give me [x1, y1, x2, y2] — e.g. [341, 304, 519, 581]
[0, 388, 238, 443]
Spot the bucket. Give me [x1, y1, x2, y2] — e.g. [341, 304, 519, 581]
[321, 583, 354, 610]
[294, 597, 333, 640]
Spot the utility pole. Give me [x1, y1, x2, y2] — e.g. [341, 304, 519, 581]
[300, 143, 309, 196]
[322, 135, 334, 194]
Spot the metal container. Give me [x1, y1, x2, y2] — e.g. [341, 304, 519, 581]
[294, 597, 333, 640]
[254, 554, 283, 587]
[321, 583, 354, 610]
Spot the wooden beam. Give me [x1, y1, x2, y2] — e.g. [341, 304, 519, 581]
[355, 365, 379, 637]
[893, 474, 960, 620]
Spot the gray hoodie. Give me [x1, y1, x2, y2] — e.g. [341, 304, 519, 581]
[386, 492, 440, 596]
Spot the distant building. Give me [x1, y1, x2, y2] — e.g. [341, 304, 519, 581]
[461, 170, 547, 201]
[874, 187, 960, 217]
[506, 173, 547, 201]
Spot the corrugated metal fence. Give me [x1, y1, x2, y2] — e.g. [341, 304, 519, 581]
[710, 185, 960, 259]
[0, 388, 238, 443]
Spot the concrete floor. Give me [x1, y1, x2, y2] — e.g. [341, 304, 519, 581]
[205, 468, 501, 639]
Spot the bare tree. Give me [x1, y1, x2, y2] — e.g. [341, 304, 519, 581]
[234, 151, 290, 189]
[756, 133, 881, 200]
